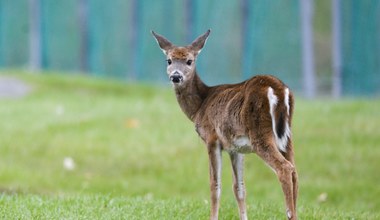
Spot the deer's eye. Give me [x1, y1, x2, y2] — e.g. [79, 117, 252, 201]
[167, 59, 172, 65]
[186, 60, 193, 66]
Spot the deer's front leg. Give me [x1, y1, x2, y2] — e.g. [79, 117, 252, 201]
[229, 152, 247, 220]
[207, 141, 222, 220]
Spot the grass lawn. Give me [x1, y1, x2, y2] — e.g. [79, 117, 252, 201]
[0, 70, 379, 219]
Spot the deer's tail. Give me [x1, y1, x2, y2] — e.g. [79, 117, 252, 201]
[267, 87, 292, 153]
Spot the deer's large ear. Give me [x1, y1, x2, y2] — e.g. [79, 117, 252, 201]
[151, 31, 173, 54]
[189, 29, 211, 55]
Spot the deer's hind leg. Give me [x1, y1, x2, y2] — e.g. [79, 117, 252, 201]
[281, 140, 298, 215]
[254, 138, 297, 220]
[229, 152, 247, 220]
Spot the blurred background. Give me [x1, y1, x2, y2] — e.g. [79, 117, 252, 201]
[1, 1, 380, 218]
[0, 0, 379, 97]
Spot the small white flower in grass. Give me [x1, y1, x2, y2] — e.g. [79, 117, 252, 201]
[55, 104, 65, 116]
[317, 192, 328, 203]
[63, 157, 75, 171]
[144, 193, 153, 200]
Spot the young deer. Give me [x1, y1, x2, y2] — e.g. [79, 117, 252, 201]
[152, 30, 298, 220]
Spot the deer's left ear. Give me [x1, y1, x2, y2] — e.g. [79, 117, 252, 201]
[152, 30, 173, 54]
[189, 29, 211, 55]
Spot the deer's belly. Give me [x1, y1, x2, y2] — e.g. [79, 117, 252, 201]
[223, 136, 254, 154]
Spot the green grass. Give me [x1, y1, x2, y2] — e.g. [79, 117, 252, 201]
[0, 71, 379, 219]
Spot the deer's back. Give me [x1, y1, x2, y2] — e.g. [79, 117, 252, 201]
[195, 75, 293, 153]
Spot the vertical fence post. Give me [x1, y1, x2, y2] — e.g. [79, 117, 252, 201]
[300, 0, 316, 98]
[0, 0, 3, 67]
[28, 0, 41, 72]
[185, 0, 195, 42]
[131, 0, 142, 80]
[241, 0, 251, 79]
[332, 0, 342, 98]
[78, 0, 88, 73]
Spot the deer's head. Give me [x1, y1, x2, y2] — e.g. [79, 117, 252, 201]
[152, 30, 210, 86]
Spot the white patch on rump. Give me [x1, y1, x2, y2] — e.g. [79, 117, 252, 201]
[267, 87, 291, 152]
[267, 87, 278, 144]
[284, 88, 290, 115]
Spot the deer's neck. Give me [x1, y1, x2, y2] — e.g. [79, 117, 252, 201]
[174, 70, 209, 121]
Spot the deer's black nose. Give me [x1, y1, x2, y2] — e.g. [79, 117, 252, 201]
[170, 72, 183, 83]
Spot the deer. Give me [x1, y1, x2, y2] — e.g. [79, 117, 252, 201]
[152, 29, 298, 220]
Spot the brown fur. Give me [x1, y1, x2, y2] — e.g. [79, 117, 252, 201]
[169, 47, 193, 60]
[152, 30, 298, 220]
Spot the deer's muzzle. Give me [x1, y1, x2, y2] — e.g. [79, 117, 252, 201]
[170, 72, 183, 84]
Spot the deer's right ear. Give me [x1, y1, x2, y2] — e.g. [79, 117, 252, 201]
[151, 31, 173, 54]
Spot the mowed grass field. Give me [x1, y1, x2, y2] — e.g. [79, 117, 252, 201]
[0, 71, 379, 219]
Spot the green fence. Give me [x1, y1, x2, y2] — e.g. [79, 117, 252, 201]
[340, 0, 380, 96]
[0, 0, 29, 67]
[0, 0, 379, 96]
[0, 0, 302, 89]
